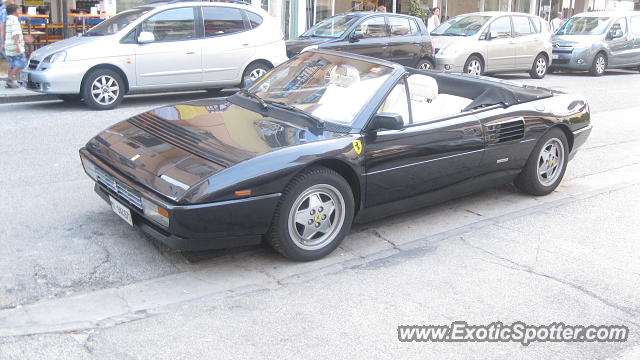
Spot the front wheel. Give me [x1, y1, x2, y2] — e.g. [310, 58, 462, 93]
[529, 54, 548, 79]
[266, 166, 354, 261]
[82, 69, 124, 110]
[515, 128, 569, 196]
[589, 53, 607, 77]
[416, 59, 434, 71]
[463, 55, 483, 76]
[241, 62, 271, 88]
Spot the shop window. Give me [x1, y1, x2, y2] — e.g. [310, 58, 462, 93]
[141, 7, 195, 42]
[202, 6, 246, 37]
[512, 16, 533, 36]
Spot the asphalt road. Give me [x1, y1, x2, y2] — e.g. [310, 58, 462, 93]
[1, 71, 639, 359]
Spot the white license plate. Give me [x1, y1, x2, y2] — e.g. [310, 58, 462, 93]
[110, 196, 133, 226]
[552, 54, 560, 60]
[19, 71, 29, 82]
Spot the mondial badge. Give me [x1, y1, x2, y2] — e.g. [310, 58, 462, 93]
[352, 140, 363, 155]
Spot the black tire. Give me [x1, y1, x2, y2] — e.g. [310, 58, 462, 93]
[82, 68, 125, 110]
[416, 58, 434, 71]
[205, 88, 224, 96]
[463, 55, 484, 76]
[529, 54, 548, 79]
[589, 53, 607, 77]
[56, 94, 82, 102]
[515, 128, 569, 196]
[241, 62, 272, 88]
[547, 67, 556, 74]
[266, 166, 354, 261]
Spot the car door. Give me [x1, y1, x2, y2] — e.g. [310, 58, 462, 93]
[510, 15, 538, 69]
[327, 15, 390, 60]
[485, 16, 515, 71]
[606, 17, 631, 67]
[631, 16, 640, 64]
[200, 6, 256, 83]
[363, 77, 485, 207]
[135, 7, 202, 87]
[386, 16, 422, 66]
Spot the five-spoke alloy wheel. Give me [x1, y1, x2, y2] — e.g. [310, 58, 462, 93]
[515, 128, 569, 196]
[417, 59, 434, 71]
[267, 166, 354, 261]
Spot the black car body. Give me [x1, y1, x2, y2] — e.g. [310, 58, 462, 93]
[286, 12, 436, 70]
[79, 50, 591, 261]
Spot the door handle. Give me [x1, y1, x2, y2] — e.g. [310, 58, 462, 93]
[186, 51, 196, 55]
[242, 43, 250, 46]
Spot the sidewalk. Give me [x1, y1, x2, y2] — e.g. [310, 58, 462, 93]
[0, 58, 56, 104]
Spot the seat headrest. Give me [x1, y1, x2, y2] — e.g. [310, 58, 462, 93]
[407, 75, 438, 102]
[328, 64, 360, 88]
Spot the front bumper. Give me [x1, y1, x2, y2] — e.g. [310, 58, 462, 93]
[21, 61, 87, 94]
[434, 54, 465, 73]
[81, 149, 281, 251]
[569, 124, 592, 160]
[550, 47, 594, 71]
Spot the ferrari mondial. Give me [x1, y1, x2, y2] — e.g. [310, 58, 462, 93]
[79, 50, 592, 261]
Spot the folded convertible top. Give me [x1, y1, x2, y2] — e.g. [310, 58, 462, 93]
[408, 68, 555, 112]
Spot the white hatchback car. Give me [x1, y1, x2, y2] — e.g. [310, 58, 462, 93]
[21, 1, 288, 109]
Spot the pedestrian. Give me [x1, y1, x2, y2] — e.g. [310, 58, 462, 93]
[376, 5, 386, 12]
[1, 0, 16, 59]
[427, 7, 440, 32]
[3, 3, 25, 88]
[364, 2, 375, 11]
[550, 11, 563, 32]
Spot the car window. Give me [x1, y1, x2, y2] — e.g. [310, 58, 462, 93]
[490, 16, 512, 38]
[246, 10, 263, 28]
[529, 17, 542, 33]
[512, 16, 533, 36]
[355, 16, 388, 38]
[202, 6, 247, 37]
[377, 79, 409, 126]
[631, 16, 640, 37]
[608, 17, 627, 37]
[409, 19, 420, 35]
[388, 17, 412, 36]
[141, 7, 196, 42]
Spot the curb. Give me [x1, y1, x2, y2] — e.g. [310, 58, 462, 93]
[0, 77, 57, 104]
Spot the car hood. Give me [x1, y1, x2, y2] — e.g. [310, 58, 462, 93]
[30, 35, 100, 60]
[85, 98, 344, 202]
[553, 34, 601, 45]
[286, 37, 332, 55]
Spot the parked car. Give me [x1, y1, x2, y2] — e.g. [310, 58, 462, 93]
[550, 11, 640, 76]
[20, 1, 288, 110]
[431, 12, 552, 78]
[286, 12, 435, 70]
[79, 50, 591, 261]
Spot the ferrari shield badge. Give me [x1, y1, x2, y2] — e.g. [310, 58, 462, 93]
[352, 140, 363, 155]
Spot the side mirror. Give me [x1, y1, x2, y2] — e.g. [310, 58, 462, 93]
[350, 30, 363, 42]
[488, 31, 498, 40]
[370, 113, 404, 131]
[611, 29, 623, 39]
[137, 31, 155, 44]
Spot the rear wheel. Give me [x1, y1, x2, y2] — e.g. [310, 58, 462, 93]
[82, 68, 124, 110]
[56, 94, 82, 102]
[266, 166, 354, 261]
[463, 55, 483, 76]
[416, 58, 434, 71]
[241, 62, 271, 88]
[515, 128, 568, 196]
[529, 54, 548, 79]
[589, 53, 607, 76]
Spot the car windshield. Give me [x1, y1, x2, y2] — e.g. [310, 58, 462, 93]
[248, 52, 394, 125]
[85, 8, 150, 36]
[556, 17, 611, 35]
[431, 15, 491, 36]
[300, 15, 360, 38]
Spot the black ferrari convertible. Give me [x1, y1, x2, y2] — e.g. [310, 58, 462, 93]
[79, 50, 592, 261]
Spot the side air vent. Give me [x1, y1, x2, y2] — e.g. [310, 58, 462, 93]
[485, 118, 524, 144]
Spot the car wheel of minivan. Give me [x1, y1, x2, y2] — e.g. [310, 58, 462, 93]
[417, 59, 434, 71]
[82, 69, 124, 110]
[464, 56, 483, 76]
[529, 54, 548, 79]
[242, 62, 272, 88]
[590, 53, 607, 77]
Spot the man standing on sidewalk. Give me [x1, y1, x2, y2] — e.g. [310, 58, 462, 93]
[3, 3, 25, 88]
[550, 11, 563, 33]
[1, 0, 15, 58]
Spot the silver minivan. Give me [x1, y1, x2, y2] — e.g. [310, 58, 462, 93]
[20, 1, 288, 110]
[551, 11, 640, 76]
[432, 12, 552, 79]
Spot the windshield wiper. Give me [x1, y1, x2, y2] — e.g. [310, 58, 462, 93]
[238, 88, 268, 110]
[266, 100, 325, 129]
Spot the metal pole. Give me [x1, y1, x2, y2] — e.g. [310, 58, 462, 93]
[62, 0, 69, 39]
[392, 0, 396, 13]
